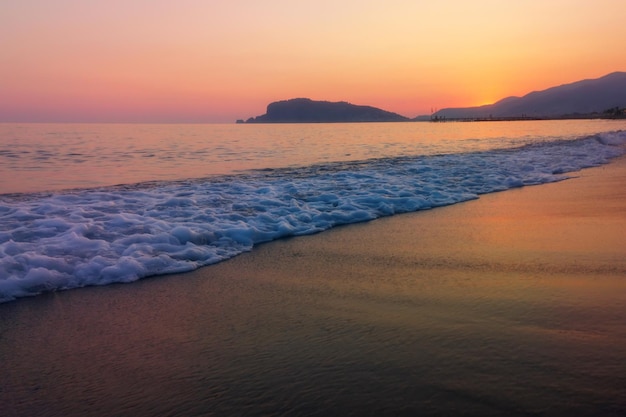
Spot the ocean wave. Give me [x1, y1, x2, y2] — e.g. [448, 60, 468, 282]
[1, 131, 624, 303]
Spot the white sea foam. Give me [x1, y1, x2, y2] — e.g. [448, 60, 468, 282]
[1, 131, 624, 302]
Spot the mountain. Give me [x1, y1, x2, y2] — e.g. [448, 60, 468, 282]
[243, 98, 409, 123]
[432, 72, 626, 119]
[239, 73, 626, 123]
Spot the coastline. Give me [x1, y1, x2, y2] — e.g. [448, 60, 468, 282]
[1, 157, 625, 416]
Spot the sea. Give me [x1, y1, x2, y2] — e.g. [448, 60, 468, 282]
[1, 120, 625, 303]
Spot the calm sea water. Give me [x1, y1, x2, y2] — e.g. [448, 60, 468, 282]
[0, 120, 625, 303]
[1, 120, 623, 194]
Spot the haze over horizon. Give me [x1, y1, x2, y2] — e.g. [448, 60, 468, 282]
[2, 0, 625, 123]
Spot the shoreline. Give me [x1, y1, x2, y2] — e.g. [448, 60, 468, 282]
[1, 157, 625, 416]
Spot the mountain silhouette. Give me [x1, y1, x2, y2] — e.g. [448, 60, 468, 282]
[240, 73, 625, 123]
[432, 72, 626, 119]
[244, 98, 409, 123]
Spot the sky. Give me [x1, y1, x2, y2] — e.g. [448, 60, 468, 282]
[1, 0, 625, 123]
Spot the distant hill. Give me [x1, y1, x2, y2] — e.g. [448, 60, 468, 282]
[432, 72, 626, 120]
[239, 73, 626, 124]
[243, 98, 409, 123]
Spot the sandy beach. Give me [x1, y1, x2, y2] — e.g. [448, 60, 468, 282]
[2, 157, 625, 417]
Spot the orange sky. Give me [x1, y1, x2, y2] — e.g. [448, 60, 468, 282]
[1, 0, 625, 123]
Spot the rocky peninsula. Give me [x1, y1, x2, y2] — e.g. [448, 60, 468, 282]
[241, 98, 409, 123]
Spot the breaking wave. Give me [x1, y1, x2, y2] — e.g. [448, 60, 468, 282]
[1, 131, 624, 302]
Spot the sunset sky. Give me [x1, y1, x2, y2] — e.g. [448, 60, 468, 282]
[2, 0, 625, 123]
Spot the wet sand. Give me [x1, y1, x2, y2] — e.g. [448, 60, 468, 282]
[1, 157, 626, 417]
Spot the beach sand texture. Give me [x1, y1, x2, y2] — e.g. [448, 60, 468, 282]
[1, 157, 625, 417]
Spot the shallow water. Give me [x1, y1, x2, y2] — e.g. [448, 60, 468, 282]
[1, 161, 625, 417]
[1, 120, 625, 303]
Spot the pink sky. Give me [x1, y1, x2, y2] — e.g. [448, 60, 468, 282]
[1, 0, 625, 123]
